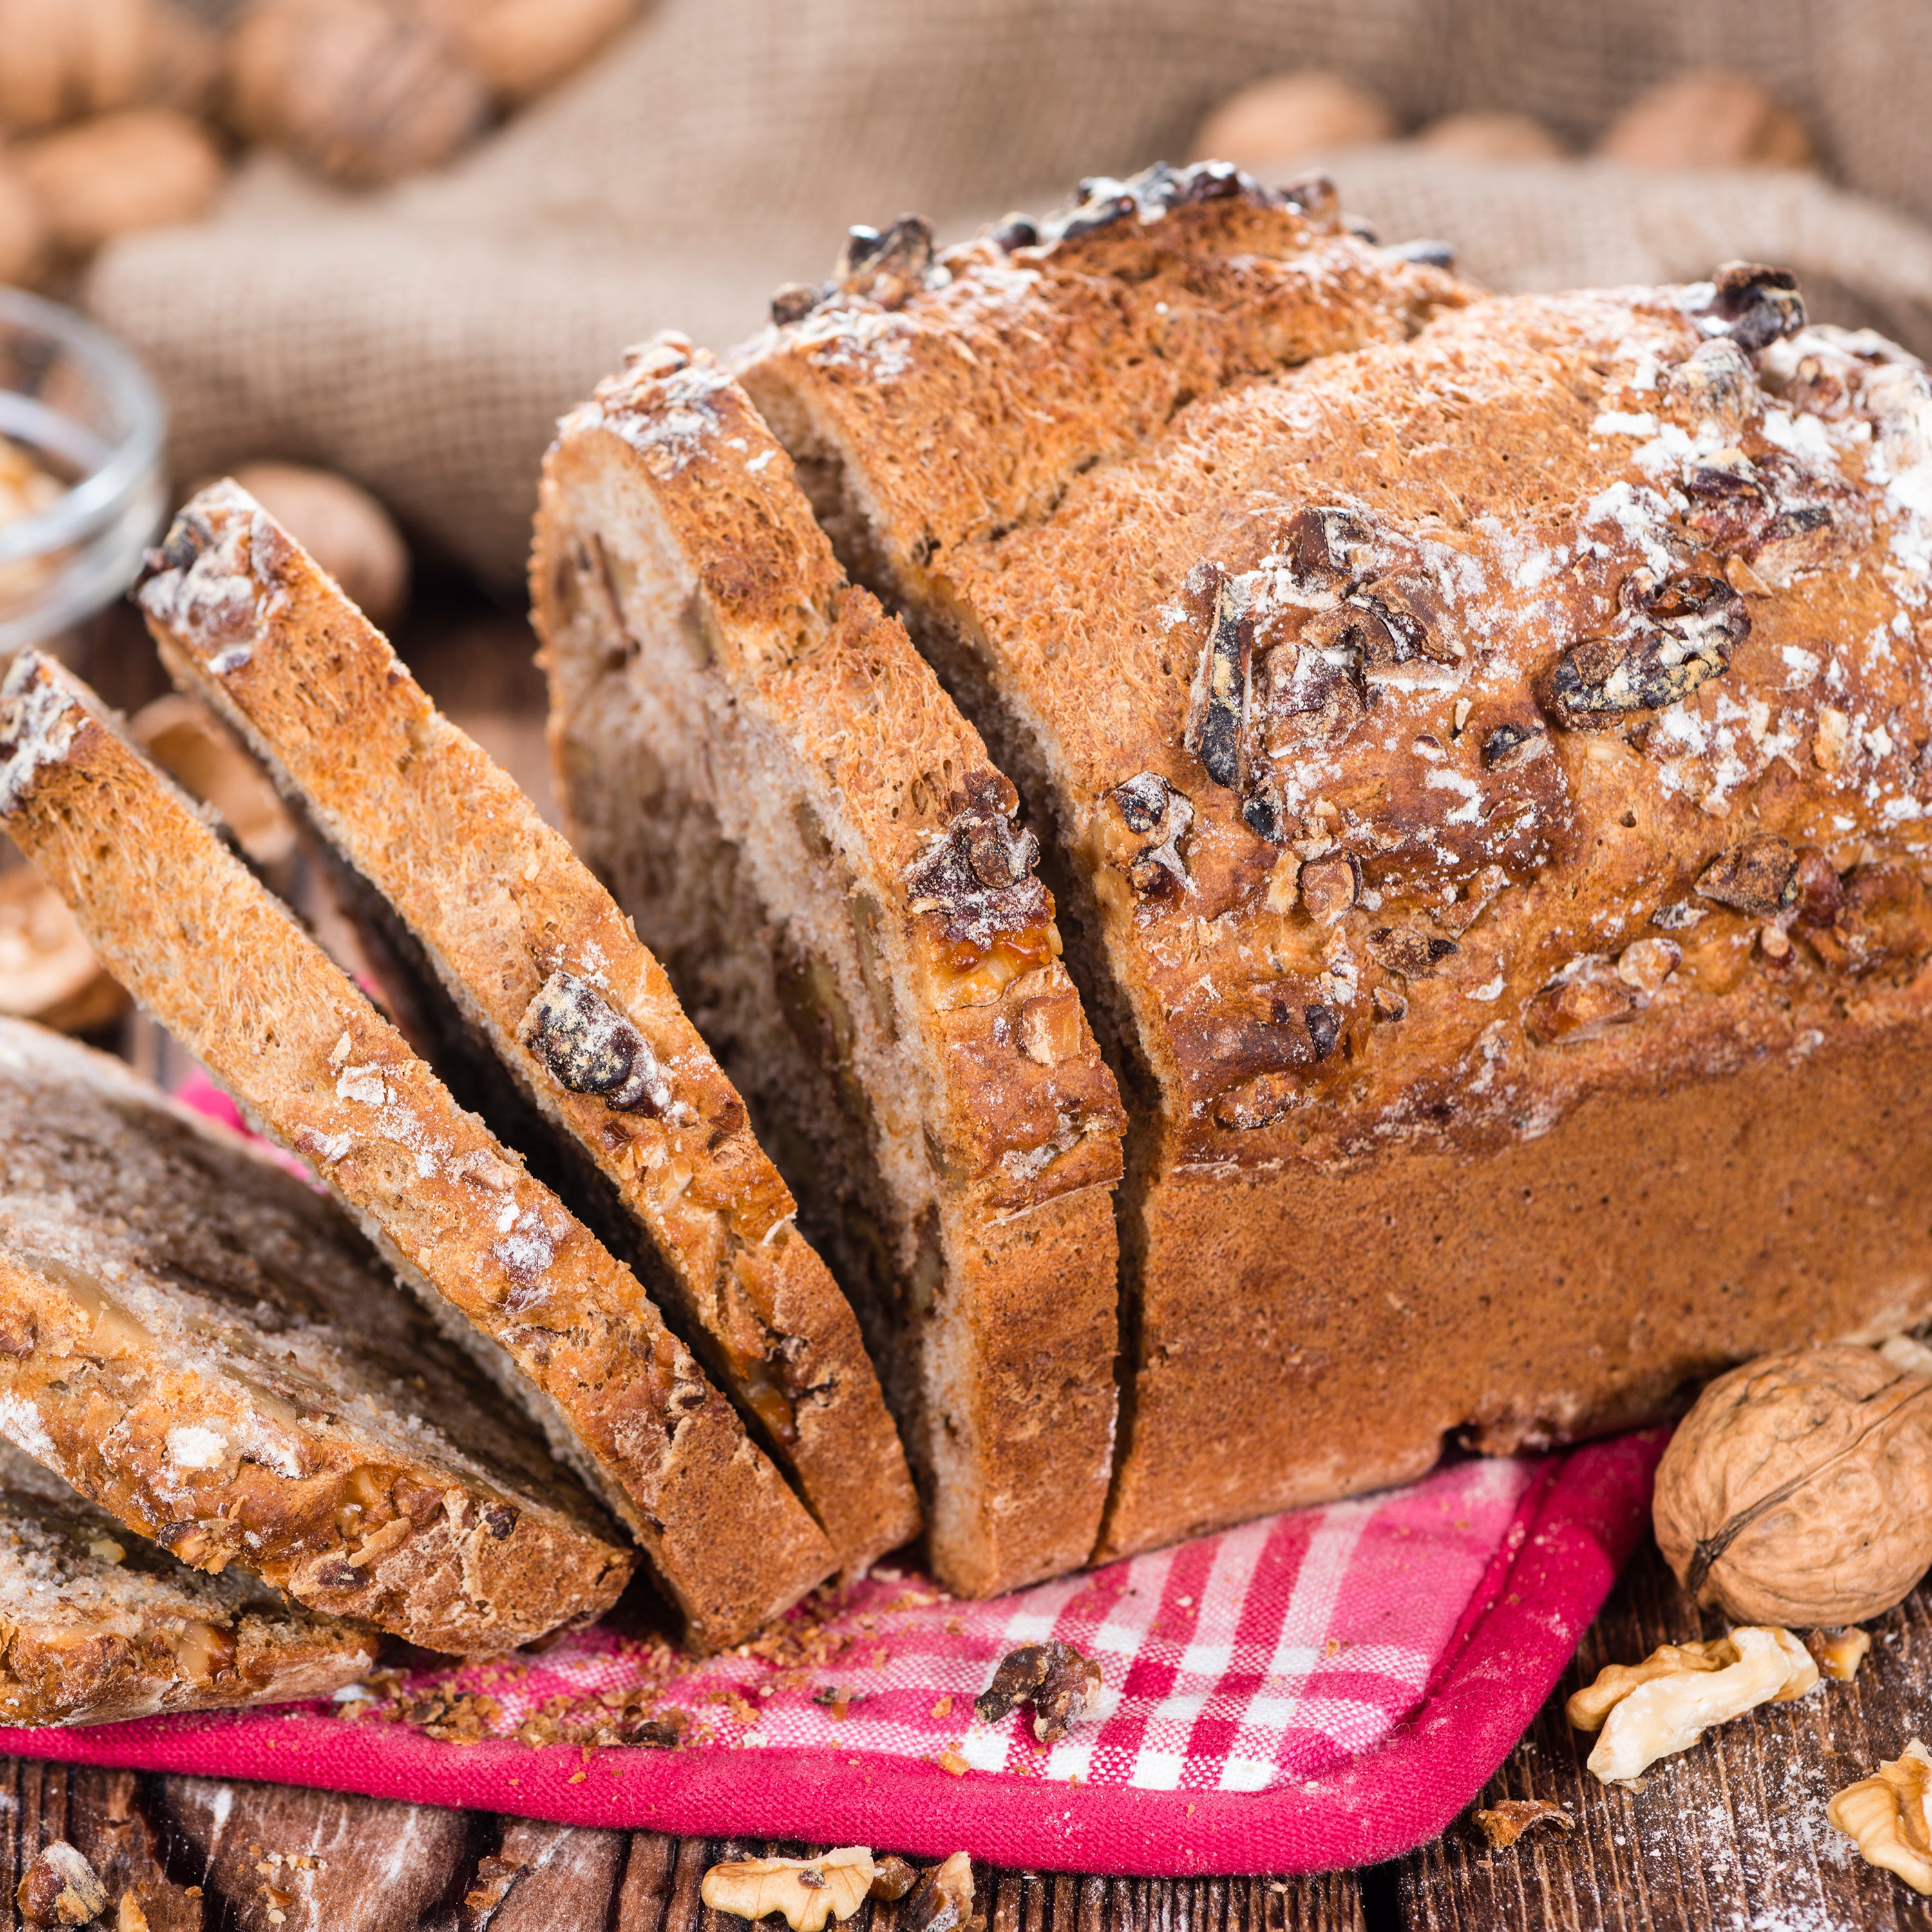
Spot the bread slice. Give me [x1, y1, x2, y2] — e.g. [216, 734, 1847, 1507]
[0, 1435, 376, 1726]
[747, 207, 1932, 1561]
[0, 655, 835, 1649]
[734, 162, 1468, 768]
[0, 1015, 629, 1654]
[138, 481, 918, 1578]
[533, 339, 1126, 1597]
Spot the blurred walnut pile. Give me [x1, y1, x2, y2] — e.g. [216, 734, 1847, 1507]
[1195, 68, 1817, 179]
[0, 0, 643, 287]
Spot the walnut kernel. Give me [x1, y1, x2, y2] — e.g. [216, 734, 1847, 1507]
[699, 1849, 875, 1931]
[1806, 1628, 1871, 1681]
[16, 1842, 108, 1927]
[1470, 1797, 1571, 1848]
[1574, 1625, 1815, 1783]
[973, 1639, 1102, 1742]
[900, 1853, 972, 1932]
[1829, 1738, 1932, 1895]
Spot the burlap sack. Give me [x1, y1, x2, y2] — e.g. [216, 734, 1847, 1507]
[87, 0, 1932, 584]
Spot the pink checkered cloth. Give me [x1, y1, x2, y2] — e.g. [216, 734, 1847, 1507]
[0, 1075, 1662, 1871]
[0, 1432, 1660, 1873]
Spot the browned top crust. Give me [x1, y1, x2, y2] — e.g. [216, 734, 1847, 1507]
[547, 341, 1124, 1217]
[138, 481, 919, 1577]
[0, 1437, 375, 1727]
[938, 283, 1932, 1168]
[735, 162, 1472, 596]
[0, 1018, 627, 1655]
[0, 656, 835, 1650]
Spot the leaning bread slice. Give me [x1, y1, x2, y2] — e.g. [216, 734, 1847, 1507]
[0, 1436, 377, 1726]
[0, 656, 835, 1649]
[139, 481, 917, 1578]
[534, 339, 1126, 1597]
[0, 1017, 628, 1654]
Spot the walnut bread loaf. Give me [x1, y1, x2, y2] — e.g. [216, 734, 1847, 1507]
[546, 157, 1932, 1578]
[0, 1437, 377, 1727]
[743, 166, 1932, 1558]
[533, 341, 1126, 1598]
[0, 654, 836, 1649]
[138, 482, 918, 1580]
[0, 1017, 629, 1655]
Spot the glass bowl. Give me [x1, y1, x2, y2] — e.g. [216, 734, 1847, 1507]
[0, 285, 166, 656]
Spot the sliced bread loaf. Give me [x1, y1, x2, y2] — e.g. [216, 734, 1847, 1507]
[0, 656, 836, 1648]
[533, 340, 1126, 1597]
[0, 1435, 376, 1726]
[138, 482, 918, 1578]
[0, 1016, 629, 1654]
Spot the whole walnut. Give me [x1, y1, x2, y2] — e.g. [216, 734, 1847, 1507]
[15, 108, 225, 254]
[227, 0, 490, 185]
[419, 0, 642, 104]
[1599, 72, 1817, 173]
[0, 160, 48, 286]
[1415, 110, 1567, 163]
[1654, 1343, 1932, 1626]
[229, 460, 410, 627]
[0, 0, 153, 135]
[1191, 71, 1396, 171]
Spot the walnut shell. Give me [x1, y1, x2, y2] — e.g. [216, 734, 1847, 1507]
[229, 460, 409, 627]
[0, 160, 48, 286]
[421, 0, 641, 104]
[15, 108, 225, 254]
[0, 0, 153, 135]
[1598, 72, 1817, 173]
[1654, 1343, 1932, 1625]
[1191, 71, 1396, 171]
[0, 864, 125, 1035]
[1415, 111, 1567, 163]
[227, 0, 489, 185]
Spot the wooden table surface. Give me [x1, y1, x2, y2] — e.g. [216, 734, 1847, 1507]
[32, 598, 1929, 1929]
[6, 1536, 1929, 1930]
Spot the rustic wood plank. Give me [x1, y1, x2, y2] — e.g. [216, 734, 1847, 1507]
[1398, 1538, 1932, 1931]
[0, 1776, 1368, 1931]
[155, 1775, 480, 1931]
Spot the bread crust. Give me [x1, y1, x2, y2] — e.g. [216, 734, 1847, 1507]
[737, 180, 1932, 1558]
[535, 342, 1125, 1595]
[139, 482, 918, 1578]
[0, 1017, 630, 1653]
[0, 655, 834, 1648]
[0, 1439, 376, 1726]
[736, 165, 1470, 598]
